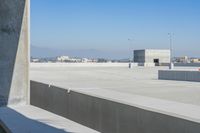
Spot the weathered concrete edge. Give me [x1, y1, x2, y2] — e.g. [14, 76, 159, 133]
[30, 80, 200, 124]
[69, 87, 200, 123]
[30, 80, 200, 133]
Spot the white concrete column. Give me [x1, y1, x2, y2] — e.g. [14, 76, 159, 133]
[0, 0, 30, 106]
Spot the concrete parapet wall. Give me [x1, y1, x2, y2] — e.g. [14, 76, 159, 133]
[175, 63, 200, 67]
[31, 81, 200, 133]
[159, 70, 200, 82]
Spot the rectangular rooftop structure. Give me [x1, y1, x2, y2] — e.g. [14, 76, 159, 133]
[134, 49, 170, 64]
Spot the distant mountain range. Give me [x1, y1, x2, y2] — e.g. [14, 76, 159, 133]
[31, 45, 200, 59]
[31, 45, 129, 59]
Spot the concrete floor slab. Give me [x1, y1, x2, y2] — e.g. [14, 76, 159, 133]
[30, 64, 200, 106]
[0, 105, 99, 133]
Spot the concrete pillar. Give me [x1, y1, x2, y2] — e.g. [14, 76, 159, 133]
[0, 0, 30, 106]
[169, 62, 174, 70]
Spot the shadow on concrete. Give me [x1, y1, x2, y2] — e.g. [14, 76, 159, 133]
[0, 125, 6, 133]
[0, 107, 69, 133]
[0, 0, 26, 106]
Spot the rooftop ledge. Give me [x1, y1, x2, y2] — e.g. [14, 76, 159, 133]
[0, 105, 99, 133]
[66, 87, 200, 124]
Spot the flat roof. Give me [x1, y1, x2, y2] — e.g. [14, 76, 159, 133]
[134, 49, 170, 51]
[30, 63, 200, 123]
[30, 63, 200, 106]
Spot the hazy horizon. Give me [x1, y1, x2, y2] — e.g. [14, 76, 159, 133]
[31, 0, 200, 59]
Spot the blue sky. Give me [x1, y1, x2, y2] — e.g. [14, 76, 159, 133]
[31, 0, 200, 58]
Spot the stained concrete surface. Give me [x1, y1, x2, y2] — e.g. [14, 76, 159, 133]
[0, 0, 29, 106]
[0, 105, 99, 133]
[31, 64, 200, 106]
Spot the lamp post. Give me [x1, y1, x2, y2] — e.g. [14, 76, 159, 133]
[128, 38, 133, 68]
[168, 33, 174, 69]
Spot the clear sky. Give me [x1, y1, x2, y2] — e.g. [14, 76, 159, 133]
[31, 0, 200, 58]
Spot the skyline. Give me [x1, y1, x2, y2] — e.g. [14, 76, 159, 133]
[31, 0, 200, 58]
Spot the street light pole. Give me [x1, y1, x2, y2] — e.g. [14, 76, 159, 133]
[128, 38, 133, 68]
[168, 33, 174, 69]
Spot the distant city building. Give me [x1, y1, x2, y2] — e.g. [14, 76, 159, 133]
[191, 58, 200, 63]
[31, 56, 100, 63]
[175, 56, 189, 63]
[134, 49, 171, 64]
[81, 58, 97, 63]
[32, 59, 39, 62]
[57, 56, 70, 62]
[31, 58, 40, 63]
[57, 56, 86, 62]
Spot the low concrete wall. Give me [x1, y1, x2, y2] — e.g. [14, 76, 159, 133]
[159, 70, 200, 82]
[30, 81, 200, 133]
[175, 63, 200, 67]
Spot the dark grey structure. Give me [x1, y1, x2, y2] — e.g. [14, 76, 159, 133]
[0, 0, 29, 106]
[159, 70, 200, 82]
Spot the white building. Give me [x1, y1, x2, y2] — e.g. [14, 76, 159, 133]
[191, 58, 200, 63]
[134, 49, 171, 64]
[57, 56, 70, 62]
[175, 56, 189, 63]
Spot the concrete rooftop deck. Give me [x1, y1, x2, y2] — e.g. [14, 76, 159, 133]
[29, 63, 200, 131]
[0, 105, 99, 133]
[31, 63, 200, 106]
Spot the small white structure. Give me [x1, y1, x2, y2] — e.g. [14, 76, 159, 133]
[134, 49, 171, 64]
[191, 58, 200, 63]
[57, 56, 70, 62]
[175, 56, 189, 63]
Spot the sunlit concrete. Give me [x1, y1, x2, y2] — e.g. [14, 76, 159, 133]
[0, 0, 29, 106]
[31, 63, 200, 106]
[0, 1, 100, 133]
[0, 105, 99, 133]
[30, 63, 200, 133]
